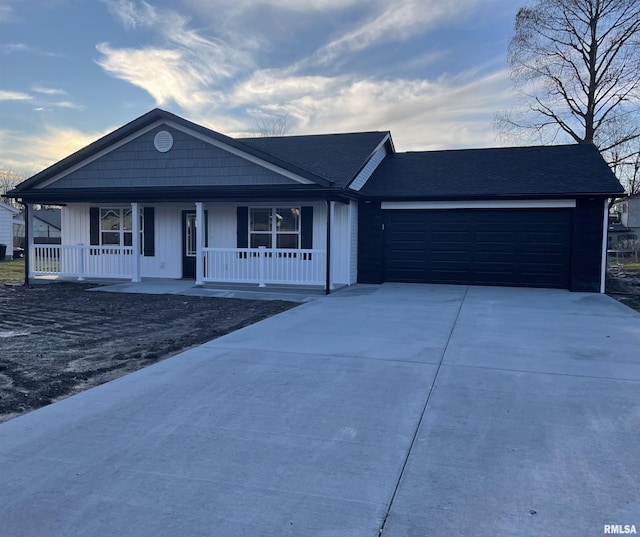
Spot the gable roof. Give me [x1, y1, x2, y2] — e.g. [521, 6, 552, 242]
[240, 132, 390, 188]
[11, 109, 337, 193]
[33, 208, 61, 229]
[0, 201, 19, 214]
[362, 144, 624, 199]
[8, 109, 389, 202]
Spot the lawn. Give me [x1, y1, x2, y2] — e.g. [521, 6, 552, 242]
[0, 259, 24, 281]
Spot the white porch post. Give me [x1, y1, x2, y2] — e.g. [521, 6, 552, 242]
[195, 202, 204, 286]
[131, 202, 141, 283]
[26, 203, 34, 280]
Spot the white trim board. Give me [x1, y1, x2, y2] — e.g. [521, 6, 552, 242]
[600, 198, 608, 294]
[381, 200, 577, 210]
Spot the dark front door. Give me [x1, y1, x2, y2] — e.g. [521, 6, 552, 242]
[383, 208, 572, 289]
[182, 210, 208, 279]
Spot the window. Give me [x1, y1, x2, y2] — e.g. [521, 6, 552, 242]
[249, 207, 300, 249]
[99, 208, 143, 248]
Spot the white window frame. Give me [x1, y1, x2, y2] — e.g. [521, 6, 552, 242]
[99, 207, 143, 250]
[249, 207, 301, 249]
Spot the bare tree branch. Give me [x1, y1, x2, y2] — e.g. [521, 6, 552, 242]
[499, 0, 640, 194]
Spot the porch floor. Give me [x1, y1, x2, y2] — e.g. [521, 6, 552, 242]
[63, 277, 327, 303]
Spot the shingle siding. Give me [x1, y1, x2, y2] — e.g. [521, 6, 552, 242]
[51, 127, 300, 189]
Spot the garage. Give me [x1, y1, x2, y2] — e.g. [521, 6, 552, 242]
[383, 208, 572, 288]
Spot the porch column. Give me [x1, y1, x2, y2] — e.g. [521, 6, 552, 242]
[195, 202, 204, 286]
[26, 203, 34, 283]
[131, 202, 141, 283]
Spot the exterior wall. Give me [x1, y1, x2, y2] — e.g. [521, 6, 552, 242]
[357, 198, 608, 292]
[570, 197, 607, 292]
[49, 126, 301, 189]
[60, 200, 351, 284]
[357, 200, 384, 283]
[349, 201, 359, 284]
[0, 206, 15, 258]
[626, 197, 640, 229]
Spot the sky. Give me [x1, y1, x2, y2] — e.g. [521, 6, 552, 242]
[0, 0, 522, 176]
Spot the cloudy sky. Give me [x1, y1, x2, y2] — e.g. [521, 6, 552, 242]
[1, 0, 521, 175]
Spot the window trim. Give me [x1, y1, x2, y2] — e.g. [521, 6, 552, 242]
[248, 207, 301, 250]
[97, 207, 143, 251]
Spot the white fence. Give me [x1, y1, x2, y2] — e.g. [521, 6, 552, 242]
[204, 247, 326, 286]
[31, 245, 134, 280]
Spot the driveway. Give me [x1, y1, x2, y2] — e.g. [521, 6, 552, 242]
[0, 283, 638, 536]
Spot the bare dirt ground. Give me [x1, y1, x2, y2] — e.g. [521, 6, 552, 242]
[0, 282, 296, 423]
[606, 265, 640, 313]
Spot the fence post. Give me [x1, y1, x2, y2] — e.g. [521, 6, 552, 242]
[258, 246, 266, 287]
[77, 244, 85, 281]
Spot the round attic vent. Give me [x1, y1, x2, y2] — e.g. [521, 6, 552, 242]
[154, 130, 174, 153]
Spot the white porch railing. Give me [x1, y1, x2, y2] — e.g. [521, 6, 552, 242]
[204, 247, 326, 286]
[30, 245, 327, 287]
[31, 245, 134, 280]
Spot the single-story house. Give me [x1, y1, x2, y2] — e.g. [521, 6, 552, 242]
[0, 201, 19, 260]
[7, 108, 624, 292]
[13, 208, 62, 248]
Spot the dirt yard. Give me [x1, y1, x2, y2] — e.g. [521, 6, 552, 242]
[0, 282, 296, 423]
[606, 264, 640, 313]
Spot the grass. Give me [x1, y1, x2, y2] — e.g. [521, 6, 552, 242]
[0, 259, 25, 281]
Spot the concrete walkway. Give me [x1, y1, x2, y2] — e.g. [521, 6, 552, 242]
[0, 284, 638, 536]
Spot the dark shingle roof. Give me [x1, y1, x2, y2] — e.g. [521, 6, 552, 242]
[34, 208, 61, 229]
[239, 132, 389, 187]
[362, 144, 624, 198]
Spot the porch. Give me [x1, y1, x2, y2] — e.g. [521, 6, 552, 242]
[29, 244, 328, 289]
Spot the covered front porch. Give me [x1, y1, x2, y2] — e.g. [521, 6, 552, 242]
[26, 199, 357, 292]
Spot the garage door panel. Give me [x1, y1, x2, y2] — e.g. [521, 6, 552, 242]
[383, 208, 571, 289]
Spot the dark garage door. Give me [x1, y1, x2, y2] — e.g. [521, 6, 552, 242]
[383, 209, 571, 288]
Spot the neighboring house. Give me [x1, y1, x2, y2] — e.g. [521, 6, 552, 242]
[7, 108, 623, 292]
[609, 194, 640, 250]
[13, 208, 62, 248]
[0, 201, 19, 259]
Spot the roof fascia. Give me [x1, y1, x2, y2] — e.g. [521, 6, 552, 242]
[0, 201, 19, 214]
[346, 133, 392, 191]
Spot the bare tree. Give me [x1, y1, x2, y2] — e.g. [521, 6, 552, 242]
[498, 0, 640, 193]
[0, 167, 26, 209]
[251, 113, 293, 137]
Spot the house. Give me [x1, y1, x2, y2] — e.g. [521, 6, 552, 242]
[13, 208, 62, 248]
[609, 194, 639, 250]
[7, 108, 624, 292]
[0, 201, 19, 260]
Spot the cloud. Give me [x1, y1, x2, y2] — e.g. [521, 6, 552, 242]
[32, 86, 68, 96]
[0, 90, 32, 101]
[301, 0, 487, 68]
[229, 67, 515, 149]
[1, 125, 111, 173]
[0, 42, 63, 57]
[97, 1, 255, 111]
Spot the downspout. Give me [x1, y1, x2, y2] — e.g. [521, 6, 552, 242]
[325, 199, 332, 295]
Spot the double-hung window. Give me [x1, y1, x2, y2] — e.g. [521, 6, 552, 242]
[249, 207, 300, 249]
[99, 208, 143, 248]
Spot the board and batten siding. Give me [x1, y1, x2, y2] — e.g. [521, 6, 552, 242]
[349, 201, 359, 284]
[62, 201, 355, 284]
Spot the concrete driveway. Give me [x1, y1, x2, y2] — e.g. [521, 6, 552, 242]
[0, 284, 638, 536]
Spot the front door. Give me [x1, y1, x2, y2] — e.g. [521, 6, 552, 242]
[182, 210, 208, 279]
